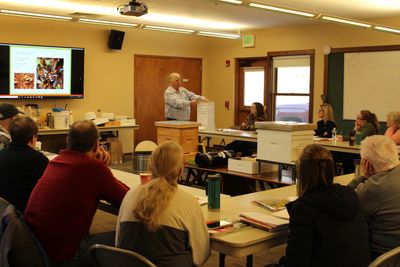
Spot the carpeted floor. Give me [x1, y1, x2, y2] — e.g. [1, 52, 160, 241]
[92, 158, 286, 266]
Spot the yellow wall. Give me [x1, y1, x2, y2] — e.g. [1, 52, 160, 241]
[1, 15, 400, 151]
[204, 16, 400, 128]
[0, 15, 209, 152]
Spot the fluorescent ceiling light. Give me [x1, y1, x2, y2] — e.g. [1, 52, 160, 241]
[374, 25, 400, 34]
[0, 9, 72, 20]
[0, 0, 119, 16]
[0, 0, 245, 30]
[218, 0, 243, 4]
[144, 25, 194, 34]
[142, 14, 243, 30]
[249, 3, 315, 18]
[321, 16, 371, 28]
[78, 18, 137, 27]
[197, 31, 240, 39]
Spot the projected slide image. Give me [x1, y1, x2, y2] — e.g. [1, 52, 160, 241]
[36, 57, 64, 89]
[14, 73, 35, 89]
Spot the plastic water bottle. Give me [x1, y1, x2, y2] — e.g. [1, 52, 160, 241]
[332, 128, 337, 143]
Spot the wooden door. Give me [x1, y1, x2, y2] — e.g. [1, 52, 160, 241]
[134, 55, 202, 145]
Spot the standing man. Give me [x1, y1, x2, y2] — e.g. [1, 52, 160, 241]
[0, 103, 23, 150]
[0, 116, 48, 212]
[348, 135, 400, 260]
[24, 120, 129, 266]
[164, 72, 207, 121]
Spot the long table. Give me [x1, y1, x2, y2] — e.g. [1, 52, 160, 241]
[184, 164, 295, 194]
[198, 129, 257, 148]
[204, 174, 353, 266]
[108, 168, 353, 267]
[111, 169, 216, 199]
[315, 139, 400, 154]
[38, 124, 139, 135]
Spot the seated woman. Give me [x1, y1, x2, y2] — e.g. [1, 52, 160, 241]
[355, 110, 380, 139]
[384, 111, 400, 145]
[314, 103, 336, 138]
[239, 102, 267, 130]
[283, 144, 370, 266]
[116, 141, 210, 267]
[225, 102, 266, 156]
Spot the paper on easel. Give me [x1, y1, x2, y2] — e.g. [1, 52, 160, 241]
[197, 101, 215, 130]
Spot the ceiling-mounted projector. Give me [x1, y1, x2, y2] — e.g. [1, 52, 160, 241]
[118, 0, 148, 16]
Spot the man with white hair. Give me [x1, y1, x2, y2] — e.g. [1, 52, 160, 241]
[164, 72, 206, 121]
[348, 135, 400, 260]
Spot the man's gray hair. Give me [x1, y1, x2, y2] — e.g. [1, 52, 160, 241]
[361, 135, 399, 172]
[168, 72, 180, 83]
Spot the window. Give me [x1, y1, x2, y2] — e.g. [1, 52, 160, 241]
[270, 53, 314, 123]
[235, 58, 267, 125]
[244, 67, 264, 106]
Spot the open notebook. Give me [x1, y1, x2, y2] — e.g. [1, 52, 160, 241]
[252, 196, 297, 211]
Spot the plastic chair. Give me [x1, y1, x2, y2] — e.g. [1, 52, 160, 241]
[89, 244, 156, 267]
[369, 247, 400, 267]
[135, 140, 158, 152]
[0, 197, 10, 216]
[0, 205, 49, 267]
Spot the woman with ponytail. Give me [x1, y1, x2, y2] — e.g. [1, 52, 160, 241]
[116, 141, 210, 266]
[355, 110, 380, 139]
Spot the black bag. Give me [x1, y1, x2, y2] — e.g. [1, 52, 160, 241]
[195, 150, 235, 167]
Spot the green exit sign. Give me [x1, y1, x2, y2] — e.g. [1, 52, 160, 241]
[242, 34, 255, 48]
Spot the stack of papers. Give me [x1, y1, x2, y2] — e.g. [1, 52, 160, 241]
[240, 212, 289, 232]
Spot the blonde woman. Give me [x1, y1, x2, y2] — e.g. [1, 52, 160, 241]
[384, 111, 400, 145]
[314, 103, 336, 138]
[116, 141, 210, 267]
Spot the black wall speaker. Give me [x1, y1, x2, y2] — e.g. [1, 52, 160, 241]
[108, 29, 125, 50]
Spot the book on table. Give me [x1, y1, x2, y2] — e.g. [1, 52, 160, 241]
[239, 212, 289, 232]
[270, 208, 290, 220]
[252, 198, 290, 211]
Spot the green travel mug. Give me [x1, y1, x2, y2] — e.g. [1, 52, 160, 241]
[207, 175, 221, 211]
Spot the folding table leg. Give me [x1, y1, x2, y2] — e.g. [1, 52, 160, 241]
[246, 254, 253, 267]
[219, 253, 226, 267]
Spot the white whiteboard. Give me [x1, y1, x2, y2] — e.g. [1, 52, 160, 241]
[343, 51, 400, 121]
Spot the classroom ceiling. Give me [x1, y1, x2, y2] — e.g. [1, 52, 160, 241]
[1, 0, 400, 32]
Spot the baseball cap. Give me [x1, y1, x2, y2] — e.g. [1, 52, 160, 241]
[0, 103, 23, 120]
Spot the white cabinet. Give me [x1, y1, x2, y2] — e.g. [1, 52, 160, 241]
[256, 121, 315, 164]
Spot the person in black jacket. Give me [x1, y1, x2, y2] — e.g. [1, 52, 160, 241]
[0, 116, 48, 212]
[314, 103, 336, 138]
[225, 102, 267, 156]
[283, 144, 370, 267]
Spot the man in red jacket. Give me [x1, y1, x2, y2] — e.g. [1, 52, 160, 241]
[24, 120, 129, 266]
